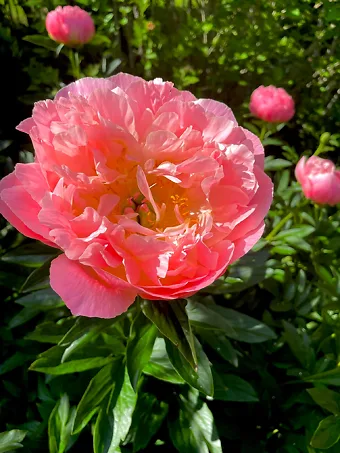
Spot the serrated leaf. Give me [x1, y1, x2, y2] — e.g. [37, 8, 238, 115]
[141, 299, 197, 368]
[127, 312, 157, 390]
[166, 336, 213, 396]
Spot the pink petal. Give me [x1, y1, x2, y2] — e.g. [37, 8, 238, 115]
[0, 172, 54, 245]
[108, 72, 141, 91]
[50, 254, 137, 318]
[55, 78, 115, 100]
[241, 127, 265, 168]
[196, 98, 237, 123]
[136, 166, 161, 221]
[232, 222, 265, 261]
[227, 167, 273, 241]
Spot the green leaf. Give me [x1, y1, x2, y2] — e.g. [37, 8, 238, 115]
[25, 319, 76, 344]
[21, 256, 57, 293]
[0, 352, 34, 375]
[0, 430, 26, 453]
[9, 289, 64, 329]
[110, 367, 137, 449]
[166, 336, 213, 396]
[48, 394, 76, 453]
[310, 415, 340, 449]
[90, 34, 112, 46]
[305, 368, 340, 386]
[59, 317, 114, 363]
[307, 388, 340, 415]
[284, 236, 312, 252]
[275, 226, 315, 239]
[73, 362, 118, 434]
[265, 158, 292, 171]
[23, 35, 59, 51]
[8, 307, 41, 329]
[187, 301, 276, 343]
[127, 393, 168, 452]
[1, 243, 57, 267]
[30, 356, 114, 375]
[199, 330, 238, 367]
[283, 321, 315, 371]
[213, 372, 259, 402]
[59, 317, 113, 347]
[141, 299, 197, 368]
[169, 389, 222, 453]
[126, 312, 158, 390]
[143, 338, 185, 384]
[8, 0, 28, 26]
[93, 366, 137, 453]
[271, 245, 297, 255]
[16, 288, 62, 309]
[211, 249, 270, 293]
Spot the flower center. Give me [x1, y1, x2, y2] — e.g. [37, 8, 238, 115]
[123, 193, 156, 228]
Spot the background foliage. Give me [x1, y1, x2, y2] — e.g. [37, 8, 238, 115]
[0, 0, 340, 452]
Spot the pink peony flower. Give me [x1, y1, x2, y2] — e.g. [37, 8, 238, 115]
[0, 74, 273, 318]
[46, 6, 95, 46]
[250, 85, 295, 123]
[295, 156, 340, 205]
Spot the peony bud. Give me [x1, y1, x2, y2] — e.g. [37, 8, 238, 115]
[250, 85, 295, 123]
[46, 6, 95, 46]
[295, 156, 340, 205]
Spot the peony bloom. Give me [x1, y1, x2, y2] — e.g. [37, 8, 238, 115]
[0, 74, 273, 318]
[46, 6, 95, 46]
[295, 156, 340, 205]
[250, 85, 295, 123]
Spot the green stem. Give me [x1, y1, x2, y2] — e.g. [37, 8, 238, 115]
[265, 212, 293, 241]
[69, 49, 81, 80]
[314, 145, 323, 157]
[259, 124, 267, 142]
[314, 133, 331, 156]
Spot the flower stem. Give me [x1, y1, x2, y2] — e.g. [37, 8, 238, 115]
[69, 49, 81, 80]
[265, 212, 293, 241]
[314, 132, 331, 156]
[259, 124, 267, 142]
